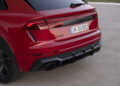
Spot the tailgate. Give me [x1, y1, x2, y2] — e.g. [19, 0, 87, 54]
[25, 0, 98, 42]
[32, 5, 98, 41]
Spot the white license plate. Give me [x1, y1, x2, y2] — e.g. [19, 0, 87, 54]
[70, 23, 89, 34]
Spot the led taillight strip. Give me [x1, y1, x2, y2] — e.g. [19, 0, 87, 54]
[25, 12, 97, 30]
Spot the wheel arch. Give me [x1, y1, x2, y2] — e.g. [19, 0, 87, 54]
[0, 35, 20, 71]
[0, 35, 15, 54]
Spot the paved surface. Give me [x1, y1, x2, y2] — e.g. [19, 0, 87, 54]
[1, 4, 120, 86]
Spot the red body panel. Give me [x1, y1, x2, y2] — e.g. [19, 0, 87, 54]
[0, 0, 101, 72]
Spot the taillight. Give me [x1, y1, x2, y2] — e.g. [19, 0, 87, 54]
[24, 20, 55, 42]
[89, 13, 98, 30]
[92, 13, 98, 19]
[24, 21, 49, 30]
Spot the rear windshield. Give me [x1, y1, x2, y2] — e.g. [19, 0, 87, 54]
[25, 0, 85, 11]
[0, 0, 8, 10]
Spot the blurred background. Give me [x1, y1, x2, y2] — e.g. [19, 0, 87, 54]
[87, 0, 120, 2]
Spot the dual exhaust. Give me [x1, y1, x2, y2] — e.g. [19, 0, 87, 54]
[40, 46, 100, 71]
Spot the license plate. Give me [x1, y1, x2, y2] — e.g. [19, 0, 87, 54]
[70, 23, 89, 34]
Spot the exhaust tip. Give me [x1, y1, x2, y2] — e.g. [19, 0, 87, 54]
[42, 62, 59, 71]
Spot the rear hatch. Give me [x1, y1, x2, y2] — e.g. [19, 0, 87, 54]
[25, 0, 98, 42]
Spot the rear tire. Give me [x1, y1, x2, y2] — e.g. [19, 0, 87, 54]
[0, 37, 20, 84]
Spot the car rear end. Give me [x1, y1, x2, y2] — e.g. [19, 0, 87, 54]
[22, 0, 101, 71]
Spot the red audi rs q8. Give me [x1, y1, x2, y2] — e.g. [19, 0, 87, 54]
[0, 0, 101, 83]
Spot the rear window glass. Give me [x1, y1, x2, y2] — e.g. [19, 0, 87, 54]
[25, 0, 85, 11]
[0, 0, 8, 10]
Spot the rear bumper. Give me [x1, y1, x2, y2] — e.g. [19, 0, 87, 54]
[13, 29, 101, 72]
[30, 40, 101, 71]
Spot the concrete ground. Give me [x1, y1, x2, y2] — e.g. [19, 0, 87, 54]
[1, 3, 120, 86]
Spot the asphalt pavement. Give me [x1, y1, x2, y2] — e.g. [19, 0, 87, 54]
[1, 3, 120, 86]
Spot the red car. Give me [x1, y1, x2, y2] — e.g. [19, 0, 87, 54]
[0, 0, 101, 83]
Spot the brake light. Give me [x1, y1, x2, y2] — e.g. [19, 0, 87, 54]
[24, 21, 49, 30]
